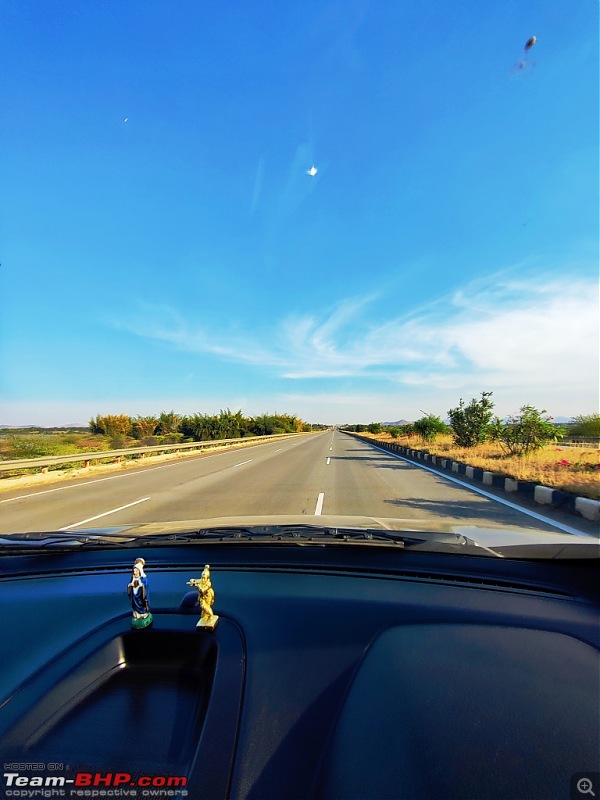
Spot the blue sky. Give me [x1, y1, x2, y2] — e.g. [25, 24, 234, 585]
[1, 0, 598, 426]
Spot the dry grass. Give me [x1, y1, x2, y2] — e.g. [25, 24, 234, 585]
[365, 433, 600, 500]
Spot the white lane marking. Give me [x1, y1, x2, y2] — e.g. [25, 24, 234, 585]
[0, 454, 227, 504]
[275, 448, 282, 452]
[366, 442, 596, 537]
[315, 492, 325, 515]
[0, 437, 296, 504]
[1, 434, 313, 506]
[326, 457, 331, 465]
[59, 497, 150, 531]
[233, 460, 253, 468]
[329, 447, 333, 451]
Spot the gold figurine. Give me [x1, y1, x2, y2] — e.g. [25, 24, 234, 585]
[186, 564, 219, 630]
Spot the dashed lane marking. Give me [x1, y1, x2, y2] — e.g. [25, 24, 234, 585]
[315, 492, 325, 515]
[59, 496, 150, 531]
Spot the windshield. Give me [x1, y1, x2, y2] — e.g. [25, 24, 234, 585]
[0, 1, 598, 550]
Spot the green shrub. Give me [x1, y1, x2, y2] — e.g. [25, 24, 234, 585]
[413, 415, 448, 443]
[490, 406, 565, 456]
[569, 414, 600, 437]
[448, 392, 495, 447]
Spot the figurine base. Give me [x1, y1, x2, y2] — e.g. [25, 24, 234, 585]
[196, 615, 219, 631]
[131, 613, 153, 630]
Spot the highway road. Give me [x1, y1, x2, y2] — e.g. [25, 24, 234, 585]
[0, 431, 597, 536]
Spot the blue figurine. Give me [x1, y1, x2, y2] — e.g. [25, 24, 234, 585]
[128, 557, 153, 629]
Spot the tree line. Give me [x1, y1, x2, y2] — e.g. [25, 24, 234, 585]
[88, 409, 318, 445]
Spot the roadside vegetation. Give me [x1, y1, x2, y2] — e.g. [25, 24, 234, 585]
[343, 393, 600, 500]
[87, 410, 314, 446]
[0, 431, 111, 462]
[0, 410, 322, 479]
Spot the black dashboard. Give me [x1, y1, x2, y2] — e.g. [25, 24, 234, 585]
[1, 542, 599, 800]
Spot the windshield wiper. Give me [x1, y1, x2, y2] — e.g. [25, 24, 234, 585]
[0, 531, 138, 550]
[133, 525, 499, 554]
[0, 525, 501, 556]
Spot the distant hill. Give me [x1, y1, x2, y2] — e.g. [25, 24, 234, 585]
[383, 419, 412, 427]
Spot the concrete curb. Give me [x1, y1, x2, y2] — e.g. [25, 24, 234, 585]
[348, 435, 600, 524]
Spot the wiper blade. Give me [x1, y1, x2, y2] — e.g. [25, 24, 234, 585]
[128, 526, 411, 546]
[0, 525, 500, 556]
[120, 524, 491, 552]
[0, 530, 139, 550]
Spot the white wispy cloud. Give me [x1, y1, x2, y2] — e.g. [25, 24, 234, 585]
[116, 272, 598, 395]
[249, 155, 264, 216]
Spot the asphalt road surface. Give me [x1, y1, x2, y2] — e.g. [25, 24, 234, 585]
[0, 431, 597, 536]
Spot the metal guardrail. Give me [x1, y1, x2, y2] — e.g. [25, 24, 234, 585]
[558, 441, 600, 448]
[0, 433, 306, 473]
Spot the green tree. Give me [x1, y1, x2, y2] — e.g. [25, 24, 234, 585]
[88, 415, 104, 435]
[413, 415, 448, 444]
[157, 411, 181, 435]
[88, 414, 132, 438]
[180, 414, 202, 440]
[569, 414, 600, 437]
[131, 416, 159, 440]
[447, 392, 495, 447]
[215, 409, 246, 439]
[367, 422, 383, 434]
[249, 413, 276, 436]
[490, 406, 565, 456]
[181, 413, 221, 441]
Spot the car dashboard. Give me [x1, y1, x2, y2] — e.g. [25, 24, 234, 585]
[1, 538, 599, 800]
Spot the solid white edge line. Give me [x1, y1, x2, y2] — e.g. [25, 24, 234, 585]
[365, 442, 596, 537]
[315, 492, 325, 515]
[59, 497, 151, 530]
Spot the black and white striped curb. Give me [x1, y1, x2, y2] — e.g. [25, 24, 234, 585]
[347, 434, 600, 524]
